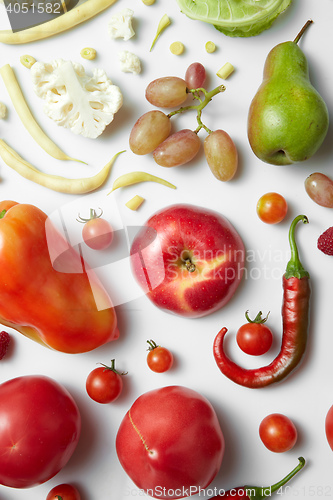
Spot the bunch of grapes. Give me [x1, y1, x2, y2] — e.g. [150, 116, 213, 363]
[129, 63, 238, 182]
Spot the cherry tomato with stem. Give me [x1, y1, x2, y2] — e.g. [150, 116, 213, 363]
[46, 483, 81, 500]
[256, 192, 288, 224]
[147, 339, 173, 373]
[236, 310, 273, 356]
[77, 208, 113, 250]
[86, 359, 127, 404]
[259, 413, 298, 453]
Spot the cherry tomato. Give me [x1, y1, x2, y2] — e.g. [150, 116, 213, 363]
[146, 339, 173, 373]
[86, 359, 126, 404]
[259, 413, 297, 453]
[46, 483, 81, 500]
[325, 405, 333, 451]
[256, 192, 288, 224]
[236, 310, 273, 356]
[77, 208, 113, 250]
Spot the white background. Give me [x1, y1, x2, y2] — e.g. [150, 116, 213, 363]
[1, 0, 333, 499]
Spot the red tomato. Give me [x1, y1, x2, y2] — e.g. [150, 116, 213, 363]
[236, 311, 273, 356]
[0, 375, 81, 488]
[256, 192, 288, 224]
[147, 339, 173, 373]
[116, 385, 224, 499]
[78, 208, 113, 250]
[259, 413, 297, 453]
[86, 359, 126, 404]
[325, 405, 333, 451]
[46, 483, 81, 500]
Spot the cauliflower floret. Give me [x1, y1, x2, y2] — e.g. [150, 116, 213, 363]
[0, 102, 7, 120]
[108, 8, 135, 41]
[30, 59, 123, 139]
[118, 51, 142, 75]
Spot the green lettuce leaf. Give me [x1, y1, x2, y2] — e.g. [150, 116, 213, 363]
[176, 0, 293, 37]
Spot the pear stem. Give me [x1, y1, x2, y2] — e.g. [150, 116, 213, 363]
[294, 19, 313, 44]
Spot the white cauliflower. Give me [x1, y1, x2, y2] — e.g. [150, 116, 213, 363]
[0, 102, 7, 119]
[108, 8, 135, 41]
[118, 51, 142, 75]
[30, 59, 123, 139]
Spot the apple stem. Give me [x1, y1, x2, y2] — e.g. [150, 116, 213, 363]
[293, 19, 313, 44]
[184, 259, 196, 273]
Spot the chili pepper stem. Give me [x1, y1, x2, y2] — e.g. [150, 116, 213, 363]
[245, 457, 305, 499]
[284, 215, 309, 279]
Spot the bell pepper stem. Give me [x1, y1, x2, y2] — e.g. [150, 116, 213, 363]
[284, 215, 309, 279]
[246, 457, 306, 499]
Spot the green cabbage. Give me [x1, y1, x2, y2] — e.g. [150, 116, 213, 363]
[175, 0, 293, 37]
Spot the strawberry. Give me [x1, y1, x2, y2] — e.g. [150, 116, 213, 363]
[0, 331, 10, 360]
[317, 226, 333, 256]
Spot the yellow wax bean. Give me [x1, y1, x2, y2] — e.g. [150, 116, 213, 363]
[205, 41, 216, 53]
[80, 47, 97, 60]
[216, 62, 235, 80]
[0, 0, 119, 44]
[108, 171, 176, 194]
[20, 55, 36, 69]
[150, 14, 171, 51]
[0, 64, 83, 163]
[170, 41, 185, 55]
[125, 195, 145, 211]
[0, 139, 124, 194]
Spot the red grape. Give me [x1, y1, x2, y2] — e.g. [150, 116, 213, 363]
[153, 129, 201, 167]
[129, 110, 171, 155]
[204, 130, 238, 181]
[145, 77, 188, 108]
[304, 172, 333, 208]
[185, 62, 206, 89]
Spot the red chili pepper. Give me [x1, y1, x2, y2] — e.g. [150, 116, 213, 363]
[210, 457, 305, 499]
[213, 215, 310, 388]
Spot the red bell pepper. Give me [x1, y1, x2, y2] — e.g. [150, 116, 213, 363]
[0, 200, 118, 353]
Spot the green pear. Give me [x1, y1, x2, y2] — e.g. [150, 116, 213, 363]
[248, 20, 329, 165]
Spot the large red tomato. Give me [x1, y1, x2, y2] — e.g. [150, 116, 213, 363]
[116, 385, 224, 499]
[0, 375, 81, 488]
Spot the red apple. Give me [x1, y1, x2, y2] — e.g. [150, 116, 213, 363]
[130, 204, 245, 318]
[116, 385, 225, 499]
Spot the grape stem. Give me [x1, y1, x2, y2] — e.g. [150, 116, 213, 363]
[167, 85, 226, 135]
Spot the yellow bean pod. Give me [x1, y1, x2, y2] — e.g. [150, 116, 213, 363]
[125, 195, 145, 211]
[0, 64, 82, 163]
[108, 171, 177, 194]
[20, 54, 37, 69]
[0, 139, 124, 194]
[0, 0, 118, 44]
